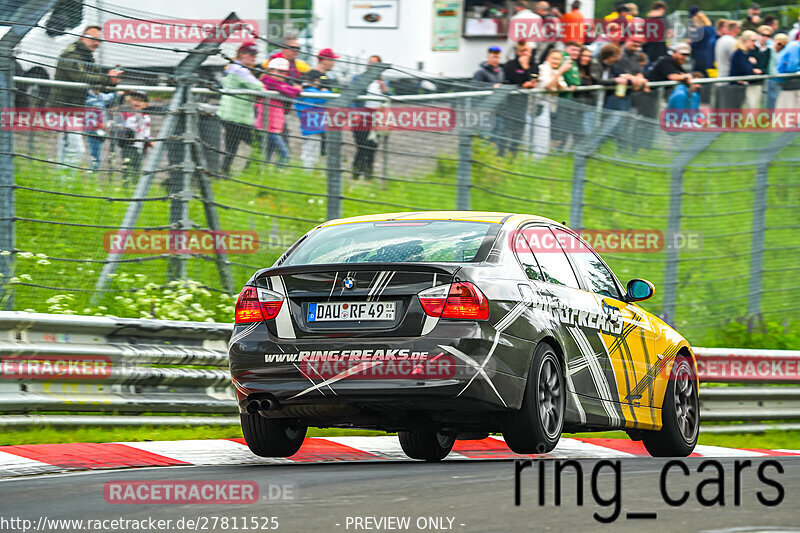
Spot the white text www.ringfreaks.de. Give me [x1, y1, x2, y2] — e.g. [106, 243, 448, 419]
[0, 516, 280, 532]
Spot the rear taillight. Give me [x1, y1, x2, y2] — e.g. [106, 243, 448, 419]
[418, 284, 450, 317]
[418, 282, 489, 321]
[234, 286, 284, 323]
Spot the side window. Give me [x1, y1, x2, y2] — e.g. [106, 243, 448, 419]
[527, 227, 581, 289]
[554, 230, 622, 299]
[513, 230, 544, 282]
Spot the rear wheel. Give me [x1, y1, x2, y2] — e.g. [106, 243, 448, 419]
[642, 356, 699, 457]
[240, 413, 307, 457]
[503, 343, 565, 454]
[398, 431, 455, 462]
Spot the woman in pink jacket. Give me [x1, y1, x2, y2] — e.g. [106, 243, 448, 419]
[255, 57, 301, 165]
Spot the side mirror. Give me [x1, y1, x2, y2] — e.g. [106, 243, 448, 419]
[625, 279, 655, 302]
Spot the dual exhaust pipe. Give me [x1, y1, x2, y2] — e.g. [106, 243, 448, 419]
[246, 398, 280, 413]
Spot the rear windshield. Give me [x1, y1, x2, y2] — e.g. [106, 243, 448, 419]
[282, 220, 498, 265]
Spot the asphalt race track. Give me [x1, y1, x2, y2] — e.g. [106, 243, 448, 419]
[1, 457, 799, 533]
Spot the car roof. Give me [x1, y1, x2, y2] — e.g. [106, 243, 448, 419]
[319, 211, 560, 228]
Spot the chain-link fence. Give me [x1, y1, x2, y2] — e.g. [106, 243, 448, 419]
[1, 1, 800, 344]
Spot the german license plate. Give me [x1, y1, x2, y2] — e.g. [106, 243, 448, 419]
[308, 301, 396, 322]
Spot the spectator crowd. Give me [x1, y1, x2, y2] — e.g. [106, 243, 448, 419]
[474, 0, 800, 153]
[44, 1, 800, 179]
[48, 25, 391, 181]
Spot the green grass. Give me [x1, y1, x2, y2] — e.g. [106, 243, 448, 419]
[2, 425, 797, 450]
[7, 132, 800, 346]
[0, 424, 388, 446]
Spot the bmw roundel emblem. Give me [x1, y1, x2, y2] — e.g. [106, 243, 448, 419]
[343, 277, 356, 290]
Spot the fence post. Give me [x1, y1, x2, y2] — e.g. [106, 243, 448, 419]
[325, 62, 389, 221]
[569, 157, 586, 229]
[662, 133, 720, 323]
[0, 0, 57, 308]
[747, 132, 798, 316]
[168, 88, 197, 281]
[456, 125, 472, 210]
[0, 41, 15, 308]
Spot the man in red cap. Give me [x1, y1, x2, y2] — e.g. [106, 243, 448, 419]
[310, 48, 340, 90]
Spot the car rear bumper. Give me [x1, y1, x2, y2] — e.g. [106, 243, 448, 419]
[228, 320, 532, 415]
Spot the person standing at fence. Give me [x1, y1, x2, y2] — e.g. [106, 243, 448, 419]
[84, 86, 118, 173]
[503, 41, 538, 157]
[295, 71, 331, 169]
[552, 42, 581, 149]
[265, 35, 308, 85]
[473, 46, 506, 155]
[534, 49, 570, 158]
[645, 43, 693, 83]
[642, 1, 670, 66]
[118, 91, 152, 186]
[561, 1, 585, 45]
[217, 42, 264, 177]
[505, 0, 535, 61]
[730, 31, 763, 109]
[51, 25, 123, 172]
[589, 43, 624, 92]
[473, 46, 506, 86]
[666, 73, 703, 129]
[258, 58, 302, 167]
[352, 55, 390, 179]
[775, 40, 800, 110]
[767, 34, 789, 109]
[752, 26, 773, 75]
[575, 47, 596, 135]
[788, 14, 800, 42]
[715, 21, 740, 78]
[689, 7, 716, 77]
[741, 3, 762, 34]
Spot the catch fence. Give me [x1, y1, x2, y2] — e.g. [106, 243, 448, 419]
[1, 1, 800, 344]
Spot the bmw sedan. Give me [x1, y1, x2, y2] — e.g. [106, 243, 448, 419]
[228, 211, 699, 460]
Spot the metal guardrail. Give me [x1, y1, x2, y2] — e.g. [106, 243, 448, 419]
[0, 312, 797, 432]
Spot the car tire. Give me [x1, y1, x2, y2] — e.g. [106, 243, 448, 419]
[503, 343, 565, 454]
[240, 413, 307, 457]
[398, 431, 455, 462]
[642, 356, 699, 457]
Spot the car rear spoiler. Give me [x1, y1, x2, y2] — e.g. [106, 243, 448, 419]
[252, 262, 462, 281]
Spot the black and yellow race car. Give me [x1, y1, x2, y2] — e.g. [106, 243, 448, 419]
[228, 212, 699, 460]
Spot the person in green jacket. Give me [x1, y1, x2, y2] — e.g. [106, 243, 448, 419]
[552, 41, 581, 149]
[51, 25, 122, 170]
[217, 41, 264, 176]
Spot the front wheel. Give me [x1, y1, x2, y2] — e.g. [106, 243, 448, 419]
[642, 356, 699, 457]
[240, 413, 307, 457]
[503, 343, 565, 454]
[398, 431, 455, 462]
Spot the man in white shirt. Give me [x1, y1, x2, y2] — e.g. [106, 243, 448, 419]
[715, 20, 740, 77]
[506, 0, 537, 61]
